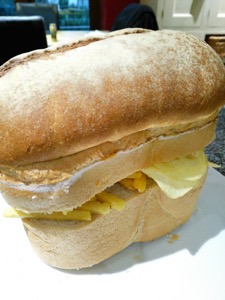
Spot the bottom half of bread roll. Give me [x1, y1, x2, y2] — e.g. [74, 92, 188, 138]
[22, 177, 204, 270]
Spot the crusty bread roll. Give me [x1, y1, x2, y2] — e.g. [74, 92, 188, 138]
[0, 28, 224, 166]
[0, 28, 225, 269]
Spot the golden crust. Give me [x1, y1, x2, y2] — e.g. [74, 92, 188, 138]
[0, 29, 224, 165]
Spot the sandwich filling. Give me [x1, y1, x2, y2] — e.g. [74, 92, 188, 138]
[4, 151, 214, 221]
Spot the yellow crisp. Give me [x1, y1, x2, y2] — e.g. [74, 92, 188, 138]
[119, 178, 135, 190]
[143, 151, 208, 199]
[133, 173, 147, 192]
[4, 207, 91, 221]
[208, 161, 221, 168]
[81, 200, 110, 215]
[96, 191, 126, 211]
[120, 172, 147, 192]
[127, 171, 143, 179]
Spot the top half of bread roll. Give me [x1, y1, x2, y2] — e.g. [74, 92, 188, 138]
[0, 28, 224, 168]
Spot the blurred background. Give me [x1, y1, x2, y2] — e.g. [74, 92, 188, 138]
[0, 0, 89, 30]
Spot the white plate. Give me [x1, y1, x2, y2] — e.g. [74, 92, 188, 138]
[1, 167, 225, 300]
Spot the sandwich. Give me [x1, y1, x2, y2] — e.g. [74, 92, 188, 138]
[0, 28, 225, 269]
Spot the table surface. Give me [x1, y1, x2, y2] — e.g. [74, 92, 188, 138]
[46, 30, 106, 46]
